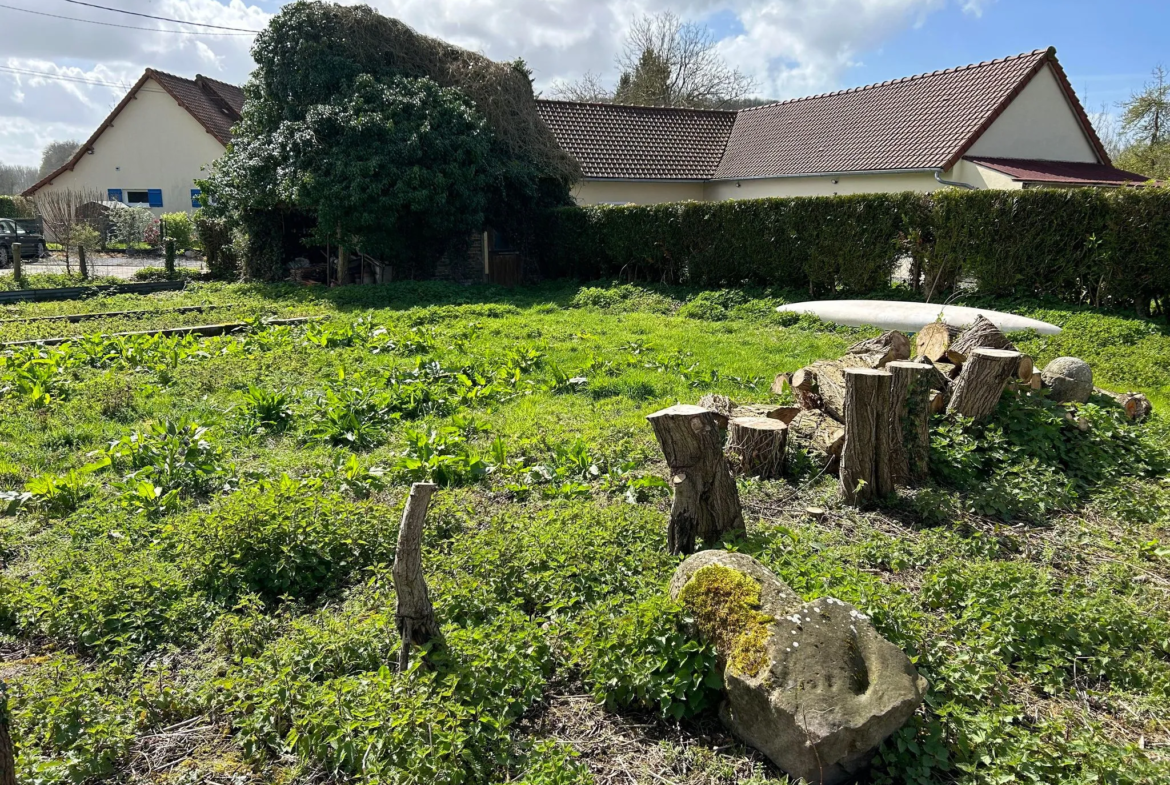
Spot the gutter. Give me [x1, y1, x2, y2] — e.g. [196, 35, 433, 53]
[934, 169, 979, 190]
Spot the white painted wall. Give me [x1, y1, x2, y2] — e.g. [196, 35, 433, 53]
[966, 64, 1099, 163]
[952, 159, 1023, 190]
[703, 170, 941, 200]
[573, 180, 706, 205]
[34, 77, 227, 215]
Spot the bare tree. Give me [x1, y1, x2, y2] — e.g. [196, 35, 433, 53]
[0, 162, 38, 195]
[33, 187, 103, 272]
[1121, 65, 1169, 147]
[38, 140, 81, 179]
[549, 71, 612, 103]
[1089, 103, 1126, 160]
[551, 12, 756, 109]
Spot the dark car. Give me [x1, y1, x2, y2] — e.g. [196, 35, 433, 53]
[0, 218, 47, 267]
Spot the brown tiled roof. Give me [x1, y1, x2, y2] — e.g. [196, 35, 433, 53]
[537, 48, 1110, 182]
[535, 100, 735, 180]
[149, 70, 245, 146]
[24, 69, 245, 196]
[966, 157, 1150, 186]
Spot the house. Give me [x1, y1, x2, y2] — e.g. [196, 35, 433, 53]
[535, 47, 1150, 205]
[23, 69, 244, 214]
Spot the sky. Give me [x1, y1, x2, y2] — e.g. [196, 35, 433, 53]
[0, 0, 1166, 168]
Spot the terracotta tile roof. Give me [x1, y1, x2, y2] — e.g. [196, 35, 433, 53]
[538, 48, 1110, 182]
[966, 157, 1150, 186]
[149, 70, 245, 146]
[535, 100, 735, 180]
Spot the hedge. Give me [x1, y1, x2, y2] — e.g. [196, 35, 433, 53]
[0, 195, 36, 219]
[539, 188, 1170, 309]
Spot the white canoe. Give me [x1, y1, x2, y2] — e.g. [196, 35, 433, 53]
[776, 300, 1061, 335]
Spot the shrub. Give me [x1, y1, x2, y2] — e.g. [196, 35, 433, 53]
[193, 210, 238, 279]
[159, 211, 194, 250]
[0, 194, 36, 218]
[108, 207, 154, 247]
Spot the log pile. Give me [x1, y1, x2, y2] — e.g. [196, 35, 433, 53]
[650, 317, 1155, 518]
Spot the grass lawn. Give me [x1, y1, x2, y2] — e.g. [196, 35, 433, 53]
[0, 280, 1168, 785]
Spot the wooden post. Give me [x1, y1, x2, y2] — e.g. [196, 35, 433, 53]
[728, 416, 787, 479]
[947, 348, 1022, 421]
[0, 680, 14, 785]
[165, 239, 176, 275]
[337, 246, 351, 285]
[394, 482, 440, 671]
[840, 368, 893, 505]
[79, 245, 88, 279]
[647, 404, 744, 555]
[10, 243, 20, 282]
[886, 361, 933, 486]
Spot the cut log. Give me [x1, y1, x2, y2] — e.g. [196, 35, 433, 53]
[787, 409, 846, 470]
[915, 321, 961, 362]
[948, 315, 1016, 363]
[394, 482, 440, 672]
[733, 403, 793, 420]
[933, 361, 960, 380]
[886, 362, 933, 486]
[697, 393, 734, 428]
[1094, 388, 1153, 421]
[647, 405, 745, 555]
[798, 358, 875, 420]
[789, 366, 821, 409]
[768, 405, 801, 425]
[947, 348, 1023, 420]
[728, 417, 788, 479]
[847, 331, 911, 368]
[1017, 354, 1034, 382]
[771, 373, 789, 396]
[929, 389, 946, 415]
[840, 368, 893, 505]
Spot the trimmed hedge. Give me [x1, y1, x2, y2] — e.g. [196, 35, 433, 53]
[540, 188, 1170, 309]
[0, 195, 36, 219]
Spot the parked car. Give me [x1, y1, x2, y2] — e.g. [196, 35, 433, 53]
[0, 218, 47, 267]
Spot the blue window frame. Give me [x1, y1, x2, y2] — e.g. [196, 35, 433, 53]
[191, 189, 202, 208]
[107, 188, 122, 202]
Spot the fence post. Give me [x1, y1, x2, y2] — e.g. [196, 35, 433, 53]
[10, 243, 20, 283]
[165, 239, 176, 275]
[79, 245, 89, 279]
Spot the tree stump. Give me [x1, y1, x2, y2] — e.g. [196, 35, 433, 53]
[949, 315, 1015, 363]
[915, 321, 961, 362]
[1017, 354, 1034, 382]
[728, 417, 788, 479]
[647, 405, 744, 555]
[847, 330, 911, 368]
[394, 482, 440, 671]
[840, 368, 893, 505]
[787, 409, 846, 470]
[0, 681, 14, 785]
[947, 348, 1022, 420]
[886, 361, 933, 486]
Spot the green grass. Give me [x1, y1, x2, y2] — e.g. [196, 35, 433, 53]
[0, 280, 1168, 785]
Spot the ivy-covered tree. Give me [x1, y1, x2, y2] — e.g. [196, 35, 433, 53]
[203, 1, 576, 280]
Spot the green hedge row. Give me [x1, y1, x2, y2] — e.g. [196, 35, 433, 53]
[539, 188, 1170, 309]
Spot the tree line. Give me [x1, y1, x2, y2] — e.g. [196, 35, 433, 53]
[0, 140, 81, 196]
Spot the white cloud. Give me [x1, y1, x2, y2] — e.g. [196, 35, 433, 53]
[0, 0, 982, 167]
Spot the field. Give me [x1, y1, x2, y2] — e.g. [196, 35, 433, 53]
[0, 280, 1168, 785]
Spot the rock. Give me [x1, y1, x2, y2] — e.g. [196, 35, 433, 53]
[1041, 357, 1094, 403]
[671, 551, 927, 785]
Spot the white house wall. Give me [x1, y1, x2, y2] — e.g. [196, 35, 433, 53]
[965, 64, 1099, 163]
[34, 77, 226, 215]
[573, 180, 707, 205]
[703, 170, 942, 200]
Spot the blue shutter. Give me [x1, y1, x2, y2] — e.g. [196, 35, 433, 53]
[108, 188, 122, 202]
[191, 189, 201, 208]
[147, 189, 163, 208]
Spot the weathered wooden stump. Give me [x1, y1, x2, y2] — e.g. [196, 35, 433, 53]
[394, 482, 440, 671]
[947, 348, 1023, 420]
[915, 321, 961, 363]
[787, 409, 846, 471]
[886, 361, 933, 486]
[647, 404, 744, 555]
[728, 416, 788, 479]
[847, 330, 910, 368]
[948, 315, 1015, 362]
[840, 368, 893, 505]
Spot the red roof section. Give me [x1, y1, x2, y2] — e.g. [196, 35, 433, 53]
[24, 69, 245, 196]
[966, 156, 1150, 186]
[537, 48, 1111, 181]
[535, 100, 735, 180]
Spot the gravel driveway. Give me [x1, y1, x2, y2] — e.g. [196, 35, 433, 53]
[1, 254, 205, 280]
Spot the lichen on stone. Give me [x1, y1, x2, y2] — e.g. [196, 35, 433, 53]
[677, 563, 773, 677]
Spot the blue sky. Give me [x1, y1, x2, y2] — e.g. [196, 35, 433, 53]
[826, 1, 1163, 112]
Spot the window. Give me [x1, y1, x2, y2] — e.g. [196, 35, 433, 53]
[191, 189, 201, 208]
[125, 189, 164, 207]
[107, 188, 122, 202]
